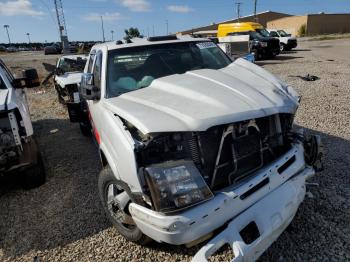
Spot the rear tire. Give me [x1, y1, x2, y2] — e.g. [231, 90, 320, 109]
[23, 153, 46, 189]
[79, 122, 92, 137]
[98, 165, 152, 245]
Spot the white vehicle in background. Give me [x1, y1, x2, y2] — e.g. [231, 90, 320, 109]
[217, 35, 255, 63]
[71, 35, 323, 261]
[267, 29, 298, 51]
[54, 54, 88, 104]
[0, 59, 45, 188]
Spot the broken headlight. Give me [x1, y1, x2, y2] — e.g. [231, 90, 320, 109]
[145, 160, 213, 213]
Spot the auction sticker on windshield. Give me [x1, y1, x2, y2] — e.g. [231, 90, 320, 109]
[196, 42, 217, 49]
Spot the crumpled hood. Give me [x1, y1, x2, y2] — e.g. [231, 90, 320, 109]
[55, 72, 83, 88]
[104, 58, 299, 134]
[0, 89, 9, 111]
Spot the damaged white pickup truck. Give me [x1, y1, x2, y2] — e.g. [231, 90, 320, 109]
[73, 35, 323, 261]
[0, 59, 45, 188]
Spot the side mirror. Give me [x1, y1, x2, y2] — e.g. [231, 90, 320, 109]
[80, 73, 100, 101]
[55, 67, 64, 76]
[22, 69, 40, 88]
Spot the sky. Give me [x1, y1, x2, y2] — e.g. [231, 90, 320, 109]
[0, 0, 349, 43]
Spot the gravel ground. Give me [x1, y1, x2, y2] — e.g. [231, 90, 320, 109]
[0, 38, 349, 262]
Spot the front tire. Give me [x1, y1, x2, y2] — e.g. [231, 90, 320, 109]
[280, 43, 286, 52]
[79, 122, 92, 137]
[23, 153, 46, 189]
[98, 165, 151, 245]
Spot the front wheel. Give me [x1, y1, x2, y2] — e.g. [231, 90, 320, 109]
[98, 166, 152, 245]
[23, 153, 46, 189]
[280, 43, 286, 52]
[79, 122, 92, 137]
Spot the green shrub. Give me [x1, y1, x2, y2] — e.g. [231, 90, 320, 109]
[298, 24, 307, 36]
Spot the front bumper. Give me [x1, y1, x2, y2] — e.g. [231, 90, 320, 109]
[0, 136, 39, 175]
[129, 143, 311, 245]
[192, 170, 309, 261]
[287, 40, 298, 49]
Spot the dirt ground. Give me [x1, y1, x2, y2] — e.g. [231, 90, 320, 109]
[0, 38, 349, 262]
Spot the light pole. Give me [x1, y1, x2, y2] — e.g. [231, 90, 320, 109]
[254, 0, 258, 22]
[4, 25, 11, 44]
[111, 30, 114, 41]
[235, 2, 242, 22]
[26, 33, 31, 43]
[166, 20, 168, 35]
[100, 16, 105, 42]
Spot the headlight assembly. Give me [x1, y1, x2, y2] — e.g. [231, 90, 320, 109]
[260, 42, 268, 47]
[145, 160, 213, 213]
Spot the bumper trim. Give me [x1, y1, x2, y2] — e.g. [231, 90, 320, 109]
[192, 172, 308, 262]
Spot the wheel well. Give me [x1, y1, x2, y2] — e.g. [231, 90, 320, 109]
[100, 150, 108, 167]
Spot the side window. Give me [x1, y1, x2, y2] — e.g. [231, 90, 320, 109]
[0, 75, 7, 89]
[87, 50, 96, 73]
[93, 51, 103, 88]
[270, 31, 279, 37]
[0, 62, 14, 82]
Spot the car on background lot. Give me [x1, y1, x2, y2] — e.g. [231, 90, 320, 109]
[6, 46, 18, 53]
[53, 54, 88, 104]
[44, 43, 62, 55]
[218, 22, 280, 60]
[0, 46, 6, 52]
[69, 35, 323, 261]
[267, 29, 298, 51]
[0, 59, 45, 188]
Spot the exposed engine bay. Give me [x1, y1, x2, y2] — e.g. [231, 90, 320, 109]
[0, 111, 23, 172]
[128, 113, 295, 192]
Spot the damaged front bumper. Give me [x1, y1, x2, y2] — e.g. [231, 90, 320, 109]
[192, 169, 309, 261]
[129, 142, 312, 242]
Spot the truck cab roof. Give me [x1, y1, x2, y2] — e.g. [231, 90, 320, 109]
[91, 35, 210, 52]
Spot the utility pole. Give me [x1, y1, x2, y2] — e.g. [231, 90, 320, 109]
[235, 2, 242, 22]
[3, 25, 11, 44]
[111, 30, 114, 41]
[54, 0, 69, 54]
[254, 0, 257, 22]
[100, 16, 105, 42]
[26, 33, 31, 43]
[166, 20, 168, 35]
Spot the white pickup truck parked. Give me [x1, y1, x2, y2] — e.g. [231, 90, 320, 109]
[54, 54, 87, 104]
[70, 35, 322, 261]
[0, 59, 45, 188]
[267, 29, 298, 52]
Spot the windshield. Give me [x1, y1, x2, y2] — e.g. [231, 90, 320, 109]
[106, 41, 231, 98]
[277, 30, 289, 37]
[58, 57, 87, 73]
[255, 29, 270, 38]
[0, 76, 6, 89]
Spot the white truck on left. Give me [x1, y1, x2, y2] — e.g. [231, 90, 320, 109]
[0, 59, 45, 188]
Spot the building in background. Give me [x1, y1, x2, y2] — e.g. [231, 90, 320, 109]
[178, 11, 291, 37]
[178, 11, 350, 38]
[267, 13, 350, 36]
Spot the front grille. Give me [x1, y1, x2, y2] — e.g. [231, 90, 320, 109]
[188, 114, 293, 190]
[268, 40, 280, 49]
